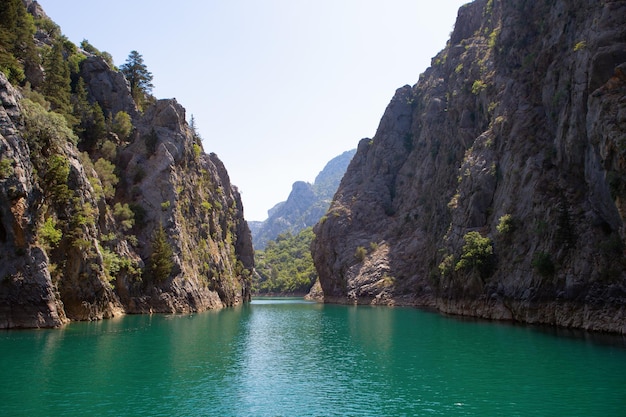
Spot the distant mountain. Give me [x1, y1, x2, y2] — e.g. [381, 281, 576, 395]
[251, 150, 355, 249]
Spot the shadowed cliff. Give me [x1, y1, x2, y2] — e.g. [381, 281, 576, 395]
[312, 0, 626, 333]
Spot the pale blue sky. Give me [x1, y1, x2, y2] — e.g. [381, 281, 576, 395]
[38, 1, 468, 221]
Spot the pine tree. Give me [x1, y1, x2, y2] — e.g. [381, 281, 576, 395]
[42, 40, 73, 118]
[148, 223, 174, 283]
[72, 77, 107, 151]
[0, 0, 36, 84]
[120, 50, 153, 108]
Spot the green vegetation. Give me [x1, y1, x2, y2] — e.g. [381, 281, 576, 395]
[471, 80, 488, 95]
[532, 251, 555, 277]
[0, 157, 13, 179]
[254, 227, 317, 294]
[100, 140, 117, 161]
[42, 40, 73, 119]
[0, 1, 189, 296]
[455, 231, 494, 277]
[21, 98, 78, 155]
[0, 0, 37, 84]
[43, 154, 72, 204]
[573, 41, 586, 52]
[148, 224, 174, 283]
[100, 245, 122, 284]
[80, 39, 115, 69]
[496, 214, 516, 235]
[113, 202, 135, 232]
[38, 217, 62, 249]
[112, 111, 132, 141]
[93, 158, 118, 200]
[355, 245, 367, 262]
[120, 50, 153, 109]
[193, 143, 202, 160]
[488, 27, 500, 49]
[438, 253, 455, 277]
[484, 0, 494, 16]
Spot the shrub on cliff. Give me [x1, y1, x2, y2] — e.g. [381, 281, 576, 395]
[112, 111, 132, 141]
[532, 252, 555, 277]
[455, 231, 494, 277]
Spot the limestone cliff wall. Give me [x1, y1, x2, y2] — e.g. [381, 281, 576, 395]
[0, 74, 68, 328]
[116, 98, 253, 313]
[0, 6, 253, 327]
[312, 0, 626, 333]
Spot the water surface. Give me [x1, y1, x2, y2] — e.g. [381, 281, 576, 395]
[1, 298, 625, 416]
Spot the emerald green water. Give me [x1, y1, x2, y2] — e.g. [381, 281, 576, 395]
[1, 298, 625, 416]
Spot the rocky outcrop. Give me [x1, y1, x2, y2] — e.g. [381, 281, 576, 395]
[313, 0, 626, 333]
[80, 56, 138, 119]
[0, 3, 253, 327]
[252, 149, 355, 249]
[116, 98, 253, 312]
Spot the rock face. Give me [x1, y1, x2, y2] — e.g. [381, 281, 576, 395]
[0, 4, 253, 328]
[0, 73, 67, 328]
[312, 0, 626, 333]
[80, 56, 138, 119]
[116, 98, 254, 312]
[252, 149, 355, 249]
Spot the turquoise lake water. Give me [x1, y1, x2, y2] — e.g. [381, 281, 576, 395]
[1, 298, 625, 416]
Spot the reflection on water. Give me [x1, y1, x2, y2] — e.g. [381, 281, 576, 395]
[1, 298, 625, 416]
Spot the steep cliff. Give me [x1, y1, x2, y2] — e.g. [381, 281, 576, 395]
[252, 149, 355, 249]
[312, 0, 626, 333]
[0, 1, 253, 328]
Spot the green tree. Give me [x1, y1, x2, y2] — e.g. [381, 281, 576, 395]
[73, 76, 107, 151]
[42, 40, 73, 119]
[120, 50, 153, 108]
[0, 0, 36, 84]
[87, 102, 107, 145]
[71, 76, 90, 132]
[80, 39, 115, 69]
[113, 202, 135, 232]
[190, 114, 201, 141]
[455, 231, 494, 277]
[112, 111, 132, 141]
[93, 157, 118, 200]
[21, 98, 78, 158]
[43, 154, 72, 204]
[148, 224, 174, 283]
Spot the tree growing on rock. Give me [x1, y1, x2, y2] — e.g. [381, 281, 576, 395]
[120, 50, 153, 110]
[148, 223, 174, 283]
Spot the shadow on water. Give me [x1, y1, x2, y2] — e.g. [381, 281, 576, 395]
[252, 295, 626, 349]
[438, 311, 626, 350]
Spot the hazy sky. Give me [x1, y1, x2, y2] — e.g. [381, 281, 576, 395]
[38, 0, 468, 221]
